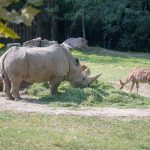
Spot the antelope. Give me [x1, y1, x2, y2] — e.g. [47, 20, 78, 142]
[80, 63, 91, 76]
[119, 69, 150, 93]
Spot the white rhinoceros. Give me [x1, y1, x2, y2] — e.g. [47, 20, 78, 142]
[0, 44, 101, 100]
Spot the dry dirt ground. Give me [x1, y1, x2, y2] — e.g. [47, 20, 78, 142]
[0, 93, 150, 119]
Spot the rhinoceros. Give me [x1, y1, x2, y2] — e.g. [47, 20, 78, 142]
[0, 44, 101, 100]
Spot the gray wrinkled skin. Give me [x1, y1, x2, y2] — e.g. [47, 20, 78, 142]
[0, 44, 101, 100]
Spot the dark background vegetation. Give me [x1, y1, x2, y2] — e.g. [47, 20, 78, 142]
[1, 0, 150, 52]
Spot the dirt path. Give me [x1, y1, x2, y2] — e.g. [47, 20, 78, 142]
[0, 94, 150, 119]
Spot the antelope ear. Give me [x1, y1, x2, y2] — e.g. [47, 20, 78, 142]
[83, 68, 91, 76]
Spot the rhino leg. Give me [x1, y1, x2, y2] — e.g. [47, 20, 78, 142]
[10, 81, 22, 101]
[49, 77, 64, 95]
[3, 75, 14, 100]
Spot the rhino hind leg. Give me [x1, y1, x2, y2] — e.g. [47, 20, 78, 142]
[10, 81, 22, 101]
[3, 75, 14, 100]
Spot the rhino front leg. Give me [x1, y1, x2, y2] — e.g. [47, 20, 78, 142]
[49, 77, 64, 95]
[10, 81, 22, 100]
[3, 76, 14, 100]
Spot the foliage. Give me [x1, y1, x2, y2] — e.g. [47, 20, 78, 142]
[0, 0, 42, 48]
[99, 0, 150, 52]
[0, 22, 20, 39]
[0, 43, 5, 48]
[50, 0, 150, 52]
[0, 0, 41, 25]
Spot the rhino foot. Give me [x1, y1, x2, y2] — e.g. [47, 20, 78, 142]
[6, 96, 15, 100]
[14, 96, 22, 101]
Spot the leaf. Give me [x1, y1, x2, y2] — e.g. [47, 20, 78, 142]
[0, 0, 19, 8]
[0, 43, 5, 48]
[21, 6, 40, 26]
[27, 0, 44, 7]
[0, 22, 20, 39]
[0, 0, 12, 8]
[0, 7, 23, 24]
[0, 8, 8, 21]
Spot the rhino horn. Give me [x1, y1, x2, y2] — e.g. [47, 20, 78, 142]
[83, 68, 91, 76]
[88, 73, 102, 85]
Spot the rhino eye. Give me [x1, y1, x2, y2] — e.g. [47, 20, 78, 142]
[83, 77, 86, 80]
[75, 58, 79, 66]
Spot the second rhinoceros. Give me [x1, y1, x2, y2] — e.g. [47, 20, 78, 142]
[0, 44, 101, 100]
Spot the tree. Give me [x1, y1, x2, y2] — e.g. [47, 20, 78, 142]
[98, 0, 150, 52]
[0, 0, 42, 48]
[63, 0, 103, 39]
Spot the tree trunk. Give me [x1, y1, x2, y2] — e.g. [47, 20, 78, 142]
[82, 13, 86, 39]
[50, 0, 58, 40]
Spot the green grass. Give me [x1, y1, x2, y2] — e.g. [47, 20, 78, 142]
[0, 112, 150, 150]
[28, 81, 150, 108]
[72, 47, 150, 82]
[28, 47, 150, 108]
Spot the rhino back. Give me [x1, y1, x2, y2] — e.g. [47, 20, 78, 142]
[24, 45, 69, 82]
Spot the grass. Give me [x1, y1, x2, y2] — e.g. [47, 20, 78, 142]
[27, 47, 150, 108]
[72, 47, 150, 82]
[0, 112, 150, 150]
[28, 81, 150, 108]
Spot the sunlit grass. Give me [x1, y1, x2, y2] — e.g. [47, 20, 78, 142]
[0, 112, 150, 150]
[73, 47, 150, 82]
[27, 81, 150, 108]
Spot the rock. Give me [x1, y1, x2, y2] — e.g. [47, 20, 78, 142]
[7, 43, 21, 49]
[41, 39, 58, 47]
[22, 37, 58, 47]
[22, 37, 41, 47]
[61, 37, 89, 50]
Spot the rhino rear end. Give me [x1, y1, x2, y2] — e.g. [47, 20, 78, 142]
[2, 47, 28, 100]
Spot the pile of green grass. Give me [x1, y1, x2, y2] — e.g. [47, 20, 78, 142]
[27, 81, 150, 108]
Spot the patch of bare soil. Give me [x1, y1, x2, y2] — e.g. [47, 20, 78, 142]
[0, 93, 150, 119]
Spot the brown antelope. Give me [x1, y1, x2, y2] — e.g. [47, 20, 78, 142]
[80, 63, 91, 76]
[119, 69, 150, 93]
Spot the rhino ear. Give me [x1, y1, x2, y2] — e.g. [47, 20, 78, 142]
[75, 58, 79, 66]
